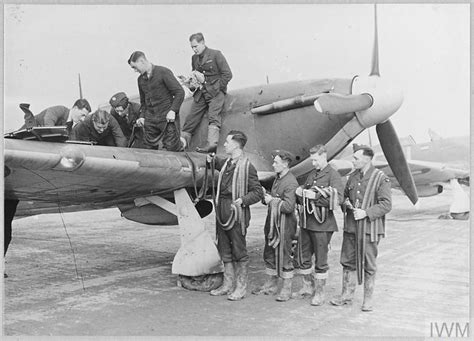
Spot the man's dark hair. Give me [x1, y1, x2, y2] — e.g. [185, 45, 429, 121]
[362, 148, 374, 159]
[128, 51, 146, 64]
[228, 130, 247, 148]
[309, 144, 327, 155]
[189, 32, 205, 43]
[73, 99, 91, 113]
[91, 109, 111, 124]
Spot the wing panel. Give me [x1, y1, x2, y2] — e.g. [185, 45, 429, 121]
[5, 140, 208, 205]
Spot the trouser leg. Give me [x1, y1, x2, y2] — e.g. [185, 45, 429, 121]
[362, 236, 380, 311]
[313, 231, 333, 275]
[162, 119, 182, 152]
[142, 120, 166, 150]
[293, 228, 314, 298]
[182, 96, 208, 135]
[298, 228, 314, 275]
[206, 92, 225, 129]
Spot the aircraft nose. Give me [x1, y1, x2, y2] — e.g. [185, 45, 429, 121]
[312, 75, 403, 129]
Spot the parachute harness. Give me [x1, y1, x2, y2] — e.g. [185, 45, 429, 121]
[267, 199, 287, 278]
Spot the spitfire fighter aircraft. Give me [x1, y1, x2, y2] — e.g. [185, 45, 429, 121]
[4, 6, 418, 280]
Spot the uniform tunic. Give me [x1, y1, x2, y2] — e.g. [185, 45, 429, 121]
[20, 105, 69, 129]
[340, 165, 392, 276]
[70, 115, 127, 147]
[297, 164, 343, 276]
[137, 65, 184, 150]
[182, 47, 232, 134]
[110, 101, 141, 140]
[214, 155, 263, 263]
[263, 171, 298, 277]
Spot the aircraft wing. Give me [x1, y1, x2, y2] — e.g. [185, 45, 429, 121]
[374, 159, 469, 186]
[5, 139, 210, 216]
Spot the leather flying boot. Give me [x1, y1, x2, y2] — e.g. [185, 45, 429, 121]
[228, 261, 248, 301]
[252, 274, 278, 295]
[292, 274, 314, 298]
[311, 277, 326, 306]
[330, 269, 356, 306]
[196, 125, 220, 153]
[210, 262, 235, 296]
[275, 277, 293, 302]
[361, 273, 375, 312]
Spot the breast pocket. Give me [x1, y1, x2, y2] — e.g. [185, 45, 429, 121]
[201, 60, 215, 73]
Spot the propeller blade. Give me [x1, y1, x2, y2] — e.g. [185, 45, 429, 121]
[78, 73, 83, 99]
[376, 120, 418, 204]
[370, 4, 380, 76]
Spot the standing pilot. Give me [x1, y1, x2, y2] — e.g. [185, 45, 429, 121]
[293, 145, 343, 306]
[207, 130, 263, 301]
[128, 51, 185, 151]
[181, 33, 233, 153]
[253, 150, 299, 302]
[330, 144, 392, 311]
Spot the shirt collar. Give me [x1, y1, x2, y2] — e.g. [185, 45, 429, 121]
[316, 164, 331, 174]
[276, 169, 290, 180]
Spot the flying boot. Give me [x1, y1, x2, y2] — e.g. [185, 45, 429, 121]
[292, 274, 314, 298]
[330, 269, 356, 306]
[252, 272, 278, 295]
[361, 273, 375, 312]
[311, 273, 327, 306]
[196, 125, 220, 153]
[275, 276, 293, 302]
[228, 260, 249, 301]
[210, 262, 235, 296]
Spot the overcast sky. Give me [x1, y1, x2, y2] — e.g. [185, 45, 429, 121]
[3, 3, 470, 143]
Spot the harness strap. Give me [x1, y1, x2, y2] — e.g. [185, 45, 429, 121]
[267, 199, 286, 278]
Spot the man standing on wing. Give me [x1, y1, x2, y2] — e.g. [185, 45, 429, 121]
[128, 51, 184, 151]
[181, 33, 232, 153]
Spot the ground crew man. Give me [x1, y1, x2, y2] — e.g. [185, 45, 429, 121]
[181, 33, 233, 153]
[109, 92, 142, 146]
[293, 145, 343, 306]
[330, 144, 392, 312]
[70, 109, 127, 147]
[128, 51, 185, 151]
[253, 150, 298, 302]
[20, 99, 91, 130]
[207, 130, 263, 301]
